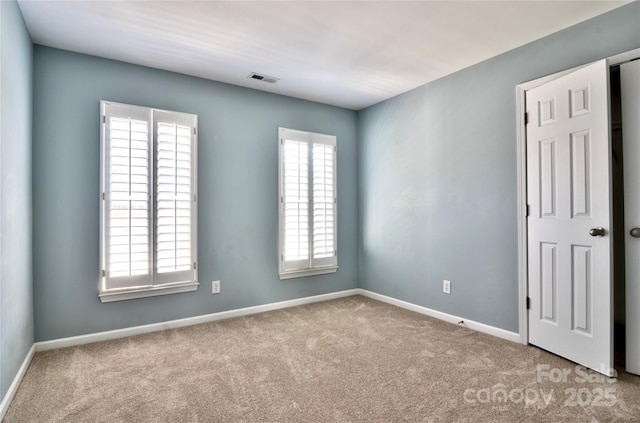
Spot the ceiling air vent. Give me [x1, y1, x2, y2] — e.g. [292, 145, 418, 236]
[248, 72, 280, 84]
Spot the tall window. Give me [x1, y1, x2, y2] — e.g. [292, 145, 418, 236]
[278, 127, 337, 279]
[100, 101, 198, 302]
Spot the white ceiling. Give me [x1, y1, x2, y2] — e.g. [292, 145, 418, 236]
[17, 0, 629, 110]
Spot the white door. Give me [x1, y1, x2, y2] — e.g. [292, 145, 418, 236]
[527, 59, 614, 376]
[622, 59, 640, 376]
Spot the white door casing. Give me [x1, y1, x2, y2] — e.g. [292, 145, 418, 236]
[622, 59, 640, 376]
[526, 59, 614, 376]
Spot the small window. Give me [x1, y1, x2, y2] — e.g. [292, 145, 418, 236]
[99, 101, 198, 302]
[278, 127, 337, 279]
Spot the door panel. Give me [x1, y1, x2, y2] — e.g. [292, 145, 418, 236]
[540, 138, 557, 217]
[527, 59, 613, 376]
[622, 60, 640, 376]
[571, 245, 591, 335]
[571, 131, 591, 217]
[540, 242, 558, 323]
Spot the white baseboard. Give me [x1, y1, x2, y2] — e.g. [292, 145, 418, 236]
[0, 345, 35, 421]
[358, 289, 521, 343]
[35, 287, 519, 352]
[35, 289, 361, 352]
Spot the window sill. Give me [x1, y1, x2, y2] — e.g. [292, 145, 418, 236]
[279, 266, 338, 280]
[99, 280, 199, 303]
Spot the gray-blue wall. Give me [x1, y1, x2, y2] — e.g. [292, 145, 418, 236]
[0, 0, 34, 402]
[358, 2, 640, 332]
[32, 47, 358, 342]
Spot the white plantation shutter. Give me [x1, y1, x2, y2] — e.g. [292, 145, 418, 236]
[103, 104, 152, 289]
[279, 128, 337, 278]
[311, 137, 336, 267]
[100, 101, 198, 301]
[281, 131, 311, 272]
[153, 111, 195, 285]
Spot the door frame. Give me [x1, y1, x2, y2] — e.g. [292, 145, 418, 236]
[516, 48, 640, 345]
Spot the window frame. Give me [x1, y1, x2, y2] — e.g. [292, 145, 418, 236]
[278, 127, 338, 280]
[99, 100, 198, 302]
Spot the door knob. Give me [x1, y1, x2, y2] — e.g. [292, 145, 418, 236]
[631, 228, 640, 238]
[589, 227, 606, 237]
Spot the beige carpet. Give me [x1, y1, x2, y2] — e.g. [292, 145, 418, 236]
[4, 295, 640, 422]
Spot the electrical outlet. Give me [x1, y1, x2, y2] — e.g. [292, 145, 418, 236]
[212, 280, 221, 294]
[443, 280, 451, 294]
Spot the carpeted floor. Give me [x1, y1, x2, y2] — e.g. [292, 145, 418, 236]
[4, 295, 640, 422]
